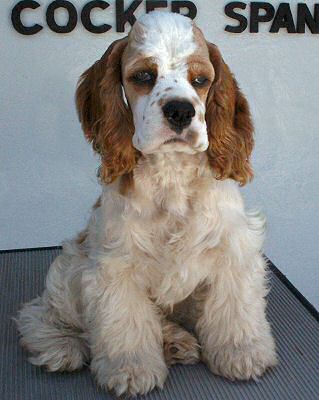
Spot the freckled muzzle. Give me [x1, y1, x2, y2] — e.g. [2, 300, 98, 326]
[162, 100, 196, 133]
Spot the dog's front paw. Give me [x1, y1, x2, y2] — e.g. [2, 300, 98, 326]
[204, 337, 277, 380]
[107, 363, 168, 396]
[92, 355, 168, 396]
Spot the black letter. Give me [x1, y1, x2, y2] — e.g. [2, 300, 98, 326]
[46, 0, 77, 34]
[297, 3, 319, 34]
[11, 0, 43, 35]
[270, 3, 296, 33]
[116, 0, 142, 32]
[171, 1, 197, 20]
[81, 1, 111, 33]
[225, 2, 247, 33]
[250, 2, 275, 33]
[146, 1, 167, 13]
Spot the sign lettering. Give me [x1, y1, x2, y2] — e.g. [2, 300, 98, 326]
[10, 1, 319, 35]
[11, 0, 197, 35]
[225, 2, 319, 34]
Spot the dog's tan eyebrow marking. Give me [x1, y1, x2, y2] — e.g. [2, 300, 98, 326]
[187, 55, 211, 64]
[126, 56, 157, 71]
[188, 61, 213, 75]
[125, 57, 158, 91]
[187, 56, 215, 85]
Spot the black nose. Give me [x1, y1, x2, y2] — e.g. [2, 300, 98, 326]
[162, 101, 195, 133]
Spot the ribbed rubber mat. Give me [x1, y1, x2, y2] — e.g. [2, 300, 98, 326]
[0, 249, 318, 400]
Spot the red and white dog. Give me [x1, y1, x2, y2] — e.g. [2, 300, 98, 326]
[17, 11, 277, 396]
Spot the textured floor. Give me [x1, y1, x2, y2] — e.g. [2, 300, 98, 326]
[1, 248, 318, 400]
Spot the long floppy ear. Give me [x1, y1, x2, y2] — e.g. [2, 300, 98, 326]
[76, 37, 137, 184]
[205, 43, 254, 186]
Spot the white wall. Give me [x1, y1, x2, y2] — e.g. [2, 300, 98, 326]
[1, 1, 318, 308]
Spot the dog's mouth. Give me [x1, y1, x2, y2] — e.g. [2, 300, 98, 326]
[158, 135, 202, 155]
[136, 129, 208, 155]
[163, 137, 187, 145]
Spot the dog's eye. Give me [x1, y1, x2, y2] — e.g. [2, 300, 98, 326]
[192, 76, 209, 88]
[133, 71, 155, 84]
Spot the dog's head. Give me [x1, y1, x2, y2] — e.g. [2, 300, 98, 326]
[76, 11, 254, 186]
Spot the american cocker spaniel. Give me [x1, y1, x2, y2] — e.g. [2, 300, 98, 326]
[17, 11, 277, 396]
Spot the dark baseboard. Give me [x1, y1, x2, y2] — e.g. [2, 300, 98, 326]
[1, 245, 318, 322]
[0, 245, 62, 254]
[267, 259, 319, 322]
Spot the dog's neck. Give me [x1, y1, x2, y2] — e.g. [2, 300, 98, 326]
[118, 152, 213, 217]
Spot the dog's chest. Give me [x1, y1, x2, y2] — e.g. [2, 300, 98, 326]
[128, 191, 220, 307]
[103, 154, 223, 306]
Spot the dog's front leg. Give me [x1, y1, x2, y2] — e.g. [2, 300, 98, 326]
[83, 263, 168, 396]
[196, 237, 277, 380]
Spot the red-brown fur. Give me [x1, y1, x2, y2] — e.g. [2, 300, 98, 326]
[76, 38, 139, 184]
[76, 39, 254, 187]
[205, 43, 254, 186]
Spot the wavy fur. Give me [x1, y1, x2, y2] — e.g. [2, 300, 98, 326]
[17, 12, 277, 397]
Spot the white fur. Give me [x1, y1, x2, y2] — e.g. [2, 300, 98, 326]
[17, 11, 277, 397]
[17, 153, 277, 395]
[125, 12, 208, 154]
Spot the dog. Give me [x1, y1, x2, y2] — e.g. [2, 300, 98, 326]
[17, 11, 277, 396]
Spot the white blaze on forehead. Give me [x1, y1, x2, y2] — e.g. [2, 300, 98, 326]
[131, 11, 197, 68]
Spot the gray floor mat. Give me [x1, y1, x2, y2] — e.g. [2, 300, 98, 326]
[0, 248, 318, 400]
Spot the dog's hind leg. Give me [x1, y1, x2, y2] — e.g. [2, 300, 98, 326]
[16, 242, 90, 371]
[17, 295, 89, 371]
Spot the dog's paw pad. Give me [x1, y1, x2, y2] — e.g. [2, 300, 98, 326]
[163, 322, 200, 366]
